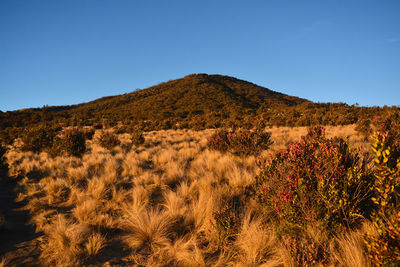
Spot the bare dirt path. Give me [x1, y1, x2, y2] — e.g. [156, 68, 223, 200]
[0, 171, 42, 266]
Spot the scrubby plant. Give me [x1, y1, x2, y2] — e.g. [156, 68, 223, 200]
[355, 118, 373, 141]
[0, 140, 7, 171]
[206, 129, 230, 153]
[211, 202, 240, 247]
[365, 132, 400, 266]
[52, 128, 87, 157]
[255, 126, 374, 236]
[207, 120, 273, 156]
[114, 123, 139, 134]
[375, 113, 400, 154]
[97, 131, 120, 150]
[83, 127, 95, 140]
[0, 127, 23, 146]
[131, 129, 145, 147]
[93, 123, 103, 130]
[228, 127, 273, 156]
[21, 124, 57, 153]
[283, 234, 329, 266]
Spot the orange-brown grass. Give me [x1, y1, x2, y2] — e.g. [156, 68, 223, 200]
[267, 124, 370, 155]
[5, 126, 373, 266]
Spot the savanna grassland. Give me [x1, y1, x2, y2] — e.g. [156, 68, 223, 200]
[2, 123, 398, 266]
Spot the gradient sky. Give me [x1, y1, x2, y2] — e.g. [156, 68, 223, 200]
[1, 0, 399, 111]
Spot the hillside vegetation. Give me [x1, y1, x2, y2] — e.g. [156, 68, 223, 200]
[1, 122, 399, 266]
[1, 74, 400, 265]
[1, 74, 398, 133]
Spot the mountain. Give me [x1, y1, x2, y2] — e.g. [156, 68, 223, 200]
[0, 74, 308, 130]
[0, 73, 397, 132]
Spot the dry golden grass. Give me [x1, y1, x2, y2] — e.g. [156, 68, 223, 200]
[267, 124, 370, 155]
[4, 125, 374, 266]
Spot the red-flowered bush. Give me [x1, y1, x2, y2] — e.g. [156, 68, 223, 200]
[255, 126, 374, 236]
[207, 129, 230, 153]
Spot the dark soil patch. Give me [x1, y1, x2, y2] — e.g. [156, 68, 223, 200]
[0, 170, 42, 266]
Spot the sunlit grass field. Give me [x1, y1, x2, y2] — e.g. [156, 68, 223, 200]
[3, 125, 376, 266]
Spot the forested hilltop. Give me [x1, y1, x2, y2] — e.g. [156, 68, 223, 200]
[0, 73, 398, 132]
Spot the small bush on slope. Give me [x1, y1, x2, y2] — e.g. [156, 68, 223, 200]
[51, 128, 87, 157]
[83, 127, 95, 140]
[255, 126, 374, 236]
[131, 129, 145, 147]
[207, 120, 273, 156]
[211, 201, 240, 248]
[355, 118, 373, 141]
[0, 127, 23, 146]
[21, 124, 57, 153]
[97, 131, 120, 150]
[0, 140, 7, 171]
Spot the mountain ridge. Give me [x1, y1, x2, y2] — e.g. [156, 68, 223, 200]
[0, 74, 397, 131]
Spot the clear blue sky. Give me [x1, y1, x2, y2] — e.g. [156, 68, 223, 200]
[1, 0, 399, 111]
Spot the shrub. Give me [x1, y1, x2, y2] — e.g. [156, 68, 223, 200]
[131, 129, 145, 147]
[83, 128, 95, 140]
[0, 127, 23, 146]
[93, 123, 103, 130]
[207, 129, 230, 153]
[21, 125, 56, 153]
[0, 140, 7, 171]
[355, 118, 373, 141]
[211, 201, 240, 248]
[365, 132, 400, 266]
[284, 234, 329, 266]
[227, 128, 273, 156]
[97, 131, 120, 150]
[375, 113, 400, 156]
[114, 124, 134, 134]
[207, 120, 273, 156]
[255, 126, 374, 236]
[52, 128, 87, 157]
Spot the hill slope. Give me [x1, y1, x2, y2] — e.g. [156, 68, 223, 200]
[0, 74, 308, 130]
[1, 73, 398, 132]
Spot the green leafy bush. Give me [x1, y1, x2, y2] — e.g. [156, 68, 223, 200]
[21, 125, 57, 153]
[207, 120, 273, 156]
[376, 113, 400, 155]
[97, 131, 120, 150]
[365, 132, 400, 266]
[255, 126, 374, 236]
[52, 128, 87, 157]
